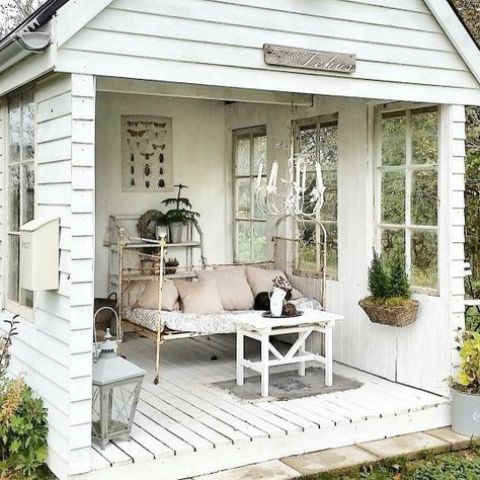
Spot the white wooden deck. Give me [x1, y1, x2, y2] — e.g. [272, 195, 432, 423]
[83, 334, 450, 480]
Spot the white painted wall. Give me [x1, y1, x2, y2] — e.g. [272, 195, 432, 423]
[94, 92, 227, 297]
[56, 0, 480, 105]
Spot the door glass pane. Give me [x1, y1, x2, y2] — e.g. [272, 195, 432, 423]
[8, 95, 21, 164]
[235, 178, 250, 219]
[22, 163, 35, 225]
[253, 135, 266, 175]
[382, 113, 406, 166]
[235, 136, 250, 175]
[299, 125, 316, 160]
[381, 228, 405, 265]
[325, 223, 338, 279]
[411, 169, 437, 226]
[411, 230, 437, 288]
[381, 170, 405, 224]
[297, 221, 317, 273]
[8, 235, 19, 302]
[412, 109, 438, 165]
[253, 176, 266, 220]
[236, 221, 251, 262]
[9, 165, 20, 231]
[252, 222, 267, 262]
[21, 89, 35, 162]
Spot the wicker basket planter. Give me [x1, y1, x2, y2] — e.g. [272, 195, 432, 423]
[359, 299, 419, 327]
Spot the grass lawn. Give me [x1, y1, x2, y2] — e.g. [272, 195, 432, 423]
[303, 448, 480, 479]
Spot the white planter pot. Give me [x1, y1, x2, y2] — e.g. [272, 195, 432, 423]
[169, 222, 183, 244]
[451, 388, 480, 437]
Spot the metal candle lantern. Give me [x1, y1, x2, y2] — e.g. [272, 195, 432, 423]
[92, 309, 145, 449]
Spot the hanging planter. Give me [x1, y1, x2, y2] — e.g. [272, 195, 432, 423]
[359, 250, 419, 328]
[359, 299, 419, 327]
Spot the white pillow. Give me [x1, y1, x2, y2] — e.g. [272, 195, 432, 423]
[138, 279, 179, 311]
[175, 278, 224, 314]
[246, 266, 302, 299]
[197, 268, 254, 310]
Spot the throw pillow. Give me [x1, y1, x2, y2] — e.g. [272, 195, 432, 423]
[138, 279, 179, 311]
[197, 268, 254, 310]
[175, 278, 224, 314]
[246, 266, 302, 299]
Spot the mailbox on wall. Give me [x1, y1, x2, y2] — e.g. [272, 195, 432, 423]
[20, 217, 60, 291]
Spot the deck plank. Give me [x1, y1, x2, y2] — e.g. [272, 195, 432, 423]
[92, 442, 131, 467]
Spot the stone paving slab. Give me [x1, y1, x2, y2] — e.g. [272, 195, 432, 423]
[281, 446, 379, 476]
[194, 460, 301, 480]
[426, 427, 471, 451]
[358, 432, 450, 459]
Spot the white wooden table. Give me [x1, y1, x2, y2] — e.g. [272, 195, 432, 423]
[233, 309, 344, 397]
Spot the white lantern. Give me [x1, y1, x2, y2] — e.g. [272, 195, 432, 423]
[92, 329, 145, 449]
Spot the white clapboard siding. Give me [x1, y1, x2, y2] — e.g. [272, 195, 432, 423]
[0, 73, 95, 480]
[56, 0, 480, 104]
[0, 98, 6, 309]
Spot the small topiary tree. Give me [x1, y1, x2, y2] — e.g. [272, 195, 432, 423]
[388, 255, 411, 299]
[368, 249, 390, 299]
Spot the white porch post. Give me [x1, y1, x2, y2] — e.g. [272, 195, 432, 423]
[440, 105, 466, 379]
[69, 73, 96, 475]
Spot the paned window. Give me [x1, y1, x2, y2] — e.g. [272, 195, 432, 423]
[377, 106, 438, 291]
[294, 115, 338, 279]
[233, 127, 267, 263]
[7, 89, 35, 314]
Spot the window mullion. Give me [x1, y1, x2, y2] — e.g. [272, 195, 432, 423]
[405, 109, 412, 275]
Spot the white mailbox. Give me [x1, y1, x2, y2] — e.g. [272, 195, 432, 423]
[20, 217, 59, 291]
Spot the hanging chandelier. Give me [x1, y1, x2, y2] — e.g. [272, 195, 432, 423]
[255, 148, 326, 218]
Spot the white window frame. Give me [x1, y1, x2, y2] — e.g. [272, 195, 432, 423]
[375, 104, 439, 295]
[232, 126, 267, 263]
[5, 88, 36, 320]
[293, 114, 339, 280]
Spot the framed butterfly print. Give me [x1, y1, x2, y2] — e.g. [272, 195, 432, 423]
[121, 115, 173, 192]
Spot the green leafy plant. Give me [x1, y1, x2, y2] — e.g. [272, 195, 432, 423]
[449, 331, 480, 395]
[368, 250, 390, 299]
[0, 318, 19, 378]
[389, 255, 411, 298]
[161, 183, 199, 224]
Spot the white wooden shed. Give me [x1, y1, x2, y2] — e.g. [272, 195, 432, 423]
[0, 0, 479, 479]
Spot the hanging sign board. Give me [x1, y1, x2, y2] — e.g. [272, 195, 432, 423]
[263, 44, 356, 74]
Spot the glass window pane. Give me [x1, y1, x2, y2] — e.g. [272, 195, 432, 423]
[8, 235, 19, 302]
[299, 125, 317, 161]
[382, 113, 406, 166]
[319, 124, 338, 168]
[381, 170, 405, 224]
[411, 169, 437, 226]
[21, 90, 35, 162]
[22, 163, 35, 225]
[411, 230, 438, 288]
[8, 95, 21, 164]
[252, 222, 267, 262]
[253, 135, 266, 175]
[235, 136, 250, 175]
[236, 221, 251, 262]
[235, 178, 251, 219]
[322, 170, 337, 222]
[253, 176, 266, 220]
[381, 228, 405, 265]
[9, 165, 20, 232]
[20, 289, 33, 308]
[325, 223, 338, 280]
[412, 109, 438, 165]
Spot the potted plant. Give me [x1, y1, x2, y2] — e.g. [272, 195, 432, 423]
[161, 184, 200, 243]
[164, 258, 179, 275]
[359, 250, 419, 327]
[449, 331, 480, 436]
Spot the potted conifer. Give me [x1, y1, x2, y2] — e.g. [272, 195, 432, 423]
[359, 251, 419, 327]
[449, 331, 480, 436]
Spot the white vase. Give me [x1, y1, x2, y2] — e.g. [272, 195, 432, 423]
[169, 222, 183, 244]
[269, 287, 286, 317]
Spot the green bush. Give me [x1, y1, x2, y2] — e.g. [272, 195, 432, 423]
[450, 331, 480, 395]
[367, 250, 411, 301]
[0, 377, 48, 479]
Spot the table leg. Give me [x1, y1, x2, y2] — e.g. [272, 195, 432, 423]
[236, 329, 244, 386]
[261, 334, 269, 397]
[298, 331, 306, 376]
[324, 324, 333, 387]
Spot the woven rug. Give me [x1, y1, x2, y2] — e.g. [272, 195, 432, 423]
[212, 366, 363, 402]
